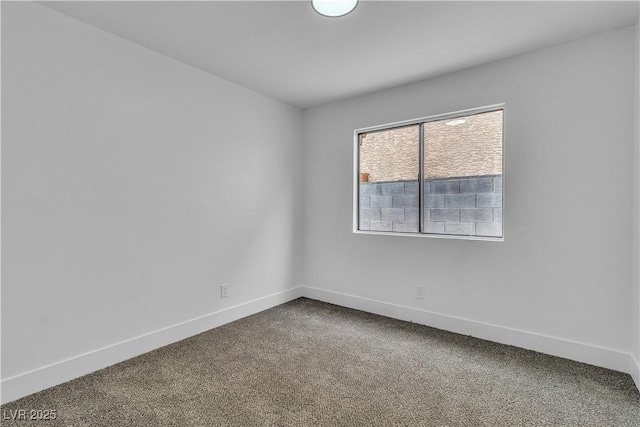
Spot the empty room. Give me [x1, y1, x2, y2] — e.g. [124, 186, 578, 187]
[2, 0, 639, 425]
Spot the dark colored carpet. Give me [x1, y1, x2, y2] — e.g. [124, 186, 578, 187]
[2, 298, 639, 426]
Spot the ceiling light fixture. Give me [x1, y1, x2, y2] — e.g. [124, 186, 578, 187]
[446, 119, 466, 126]
[312, 0, 358, 18]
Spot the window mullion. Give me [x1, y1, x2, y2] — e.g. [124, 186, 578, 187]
[418, 123, 425, 233]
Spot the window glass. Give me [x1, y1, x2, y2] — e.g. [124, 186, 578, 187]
[423, 110, 503, 237]
[359, 125, 419, 233]
[356, 107, 503, 239]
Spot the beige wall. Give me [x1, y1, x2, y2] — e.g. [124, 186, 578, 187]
[360, 110, 503, 182]
[359, 125, 418, 182]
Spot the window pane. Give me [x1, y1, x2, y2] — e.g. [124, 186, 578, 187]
[359, 125, 419, 233]
[423, 110, 503, 237]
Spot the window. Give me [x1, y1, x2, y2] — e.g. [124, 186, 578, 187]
[355, 105, 503, 240]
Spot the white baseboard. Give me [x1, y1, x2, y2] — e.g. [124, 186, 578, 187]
[631, 354, 640, 392]
[3, 285, 636, 404]
[1, 286, 303, 405]
[302, 286, 631, 375]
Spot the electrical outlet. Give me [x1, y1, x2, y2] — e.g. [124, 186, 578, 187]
[416, 285, 425, 299]
[220, 284, 229, 298]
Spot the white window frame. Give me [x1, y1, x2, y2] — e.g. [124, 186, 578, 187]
[353, 103, 505, 242]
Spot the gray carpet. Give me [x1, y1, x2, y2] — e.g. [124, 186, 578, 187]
[2, 298, 639, 426]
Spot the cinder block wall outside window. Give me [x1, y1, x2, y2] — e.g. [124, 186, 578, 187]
[359, 174, 502, 236]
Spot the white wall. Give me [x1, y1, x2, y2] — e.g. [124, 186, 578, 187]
[632, 19, 640, 388]
[1, 2, 302, 402]
[303, 26, 636, 372]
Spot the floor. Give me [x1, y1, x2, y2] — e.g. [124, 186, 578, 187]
[2, 298, 639, 426]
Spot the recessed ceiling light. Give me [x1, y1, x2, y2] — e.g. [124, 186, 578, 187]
[446, 119, 466, 126]
[312, 0, 358, 18]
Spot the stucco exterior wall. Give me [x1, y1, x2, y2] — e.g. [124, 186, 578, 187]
[360, 110, 503, 181]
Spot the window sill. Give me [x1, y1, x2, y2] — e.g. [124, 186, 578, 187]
[353, 229, 504, 242]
